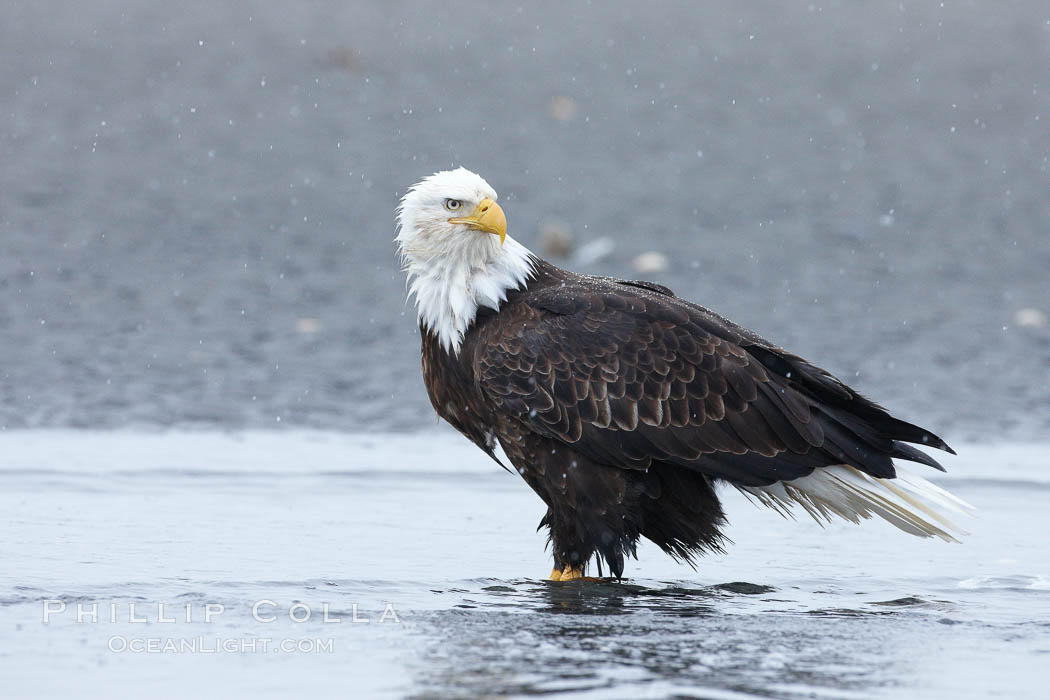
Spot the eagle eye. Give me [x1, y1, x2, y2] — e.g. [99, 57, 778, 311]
[444, 199, 463, 211]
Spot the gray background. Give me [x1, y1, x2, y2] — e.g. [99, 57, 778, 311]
[3, 0, 1048, 439]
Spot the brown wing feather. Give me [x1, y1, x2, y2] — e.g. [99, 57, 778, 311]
[475, 268, 951, 487]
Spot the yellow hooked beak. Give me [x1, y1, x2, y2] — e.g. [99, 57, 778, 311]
[448, 197, 507, 245]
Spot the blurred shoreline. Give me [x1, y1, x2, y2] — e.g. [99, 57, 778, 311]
[3, 1, 1047, 440]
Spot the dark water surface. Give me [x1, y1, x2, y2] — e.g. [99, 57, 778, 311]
[2, 1, 1049, 438]
[2, 432, 1047, 698]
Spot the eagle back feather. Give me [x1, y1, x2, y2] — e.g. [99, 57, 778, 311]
[470, 260, 954, 488]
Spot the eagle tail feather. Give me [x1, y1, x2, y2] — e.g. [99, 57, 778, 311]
[736, 465, 975, 542]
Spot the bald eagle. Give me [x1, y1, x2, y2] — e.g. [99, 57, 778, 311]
[397, 168, 972, 581]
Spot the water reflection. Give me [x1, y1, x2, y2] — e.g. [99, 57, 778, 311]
[409, 579, 900, 698]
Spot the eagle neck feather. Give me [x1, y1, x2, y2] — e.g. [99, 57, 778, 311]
[407, 236, 536, 354]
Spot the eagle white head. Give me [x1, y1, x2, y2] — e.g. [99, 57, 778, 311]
[396, 168, 535, 353]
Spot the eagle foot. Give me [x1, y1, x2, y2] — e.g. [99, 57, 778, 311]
[548, 566, 599, 581]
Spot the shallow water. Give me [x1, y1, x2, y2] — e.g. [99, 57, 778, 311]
[3, 431, 1047, 698]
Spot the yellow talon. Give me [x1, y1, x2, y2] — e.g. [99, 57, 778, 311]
[549, 565, 585, 581]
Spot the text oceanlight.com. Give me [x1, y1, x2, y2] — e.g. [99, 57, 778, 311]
[107, 636, 335, 654]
